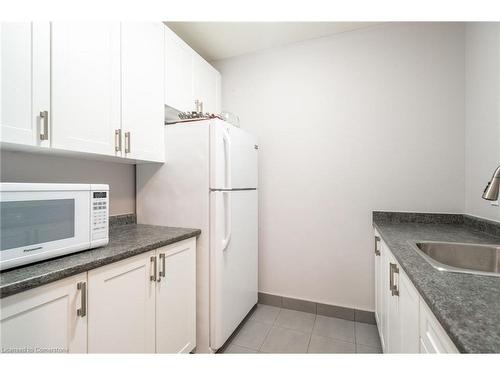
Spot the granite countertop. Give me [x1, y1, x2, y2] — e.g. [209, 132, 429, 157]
[373, 212, 500, 353]
[0, 223, 201, 299]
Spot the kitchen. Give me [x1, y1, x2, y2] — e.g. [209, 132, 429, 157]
[0, 1, 500, 372]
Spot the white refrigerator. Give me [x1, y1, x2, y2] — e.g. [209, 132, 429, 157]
[136, 119, 258, 353]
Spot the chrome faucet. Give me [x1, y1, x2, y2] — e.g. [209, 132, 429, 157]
[482, 164, 500, 201]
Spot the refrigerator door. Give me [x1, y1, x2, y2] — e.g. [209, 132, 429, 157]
[210, 189, 258, 350]
[211, 120, 258, 190]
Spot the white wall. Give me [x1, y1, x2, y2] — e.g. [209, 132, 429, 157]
[465, 23, 500, 222]
[0, 150, 136, 215]
[214, 23, 466, 311]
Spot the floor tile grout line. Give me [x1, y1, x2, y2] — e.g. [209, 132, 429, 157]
[257, 307, 281, 352]
[305, 313, 317, 353]
[354, 321, 357, 346]
[311, 332, 356, 345]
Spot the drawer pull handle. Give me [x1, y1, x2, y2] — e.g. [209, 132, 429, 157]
[39, 111, 49, 141]
[125, 131, 131, 154]
[150, 256, 157, 282]
[158, 253, 166, 281]
[389, 263, 400, 296]
[115, 129, 122, 152]
[77, 281, 87, 317]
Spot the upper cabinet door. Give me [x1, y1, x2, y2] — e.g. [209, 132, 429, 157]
[165, 26, 194, 112]
[121, 22, 165, 163]
[0, 22, 50, 146]
[193, 54, 221, 114]
[51, 22, 121, 156]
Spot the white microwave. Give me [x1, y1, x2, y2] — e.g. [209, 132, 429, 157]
[0, 183, 109, 271]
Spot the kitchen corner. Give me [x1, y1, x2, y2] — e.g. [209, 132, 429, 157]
[373, 211, 500, 353]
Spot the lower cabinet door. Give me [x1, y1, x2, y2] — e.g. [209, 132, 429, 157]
[87, 251, 156, 353]
[378, 238, 390, 352]
[0, 273, 87, 353]
[374, 231, 385, 350]
[386, 251, 401, 353]
[156, 238, 196, 353]
[419, 300, 458, 353]
[399, 270, 420, 353]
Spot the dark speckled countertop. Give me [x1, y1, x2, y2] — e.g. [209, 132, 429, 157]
[373, 212, 500, 353]
[0, 221, 200, 299]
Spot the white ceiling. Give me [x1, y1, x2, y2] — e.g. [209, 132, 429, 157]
[165, 22, 380, 62]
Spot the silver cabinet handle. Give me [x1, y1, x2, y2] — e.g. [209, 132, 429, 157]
[150, 256, 157, 281]
[124, 131, 131, 154]
[39, 111, 49, 141]
[374, 236, 381, 256]
[115, 129, 122, 152]
[77, 281, 87, 317]
[389, 263, 399, 296]
[159, 253, 166, 280]
[389, 263, 393, 292]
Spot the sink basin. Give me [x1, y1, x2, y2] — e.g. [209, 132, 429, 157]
[413, 241, 500, 277]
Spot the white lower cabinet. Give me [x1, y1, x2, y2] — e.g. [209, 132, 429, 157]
[87, 250, 156, 353]
[0, 273, 87, 353]
[399, 271, 420, 353]
[419, 301, 459, 353]
[374, 231, 387, 351]
[156, 238, 196, 353]
[0, 239, 196, 353]
[386, 250, 401, 352]
[374, 230, 458, 353]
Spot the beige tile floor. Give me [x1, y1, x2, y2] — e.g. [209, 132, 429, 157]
[221, 304, 382, 354]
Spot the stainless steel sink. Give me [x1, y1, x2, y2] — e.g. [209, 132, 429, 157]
[412, 241, 500, 277]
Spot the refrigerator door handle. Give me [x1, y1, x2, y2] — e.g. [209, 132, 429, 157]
[221, 191, 232, 251]
[222, 128, 232, 189]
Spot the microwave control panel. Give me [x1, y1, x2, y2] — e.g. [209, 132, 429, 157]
[91, 191, 109, 241]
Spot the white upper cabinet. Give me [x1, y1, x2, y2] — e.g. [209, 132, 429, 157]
[0, 22, 50, 147]
[165, 26, 194, 113]
[1, 22, 165, 163]
[193, 53, 221, 114]
[164, 25, 221, 114]
[121, 22, 165, 163]
[51, 22, 121, 156]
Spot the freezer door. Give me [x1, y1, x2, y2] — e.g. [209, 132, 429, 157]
[210, 190, 258, 350]
[210, 121, 258, 190]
